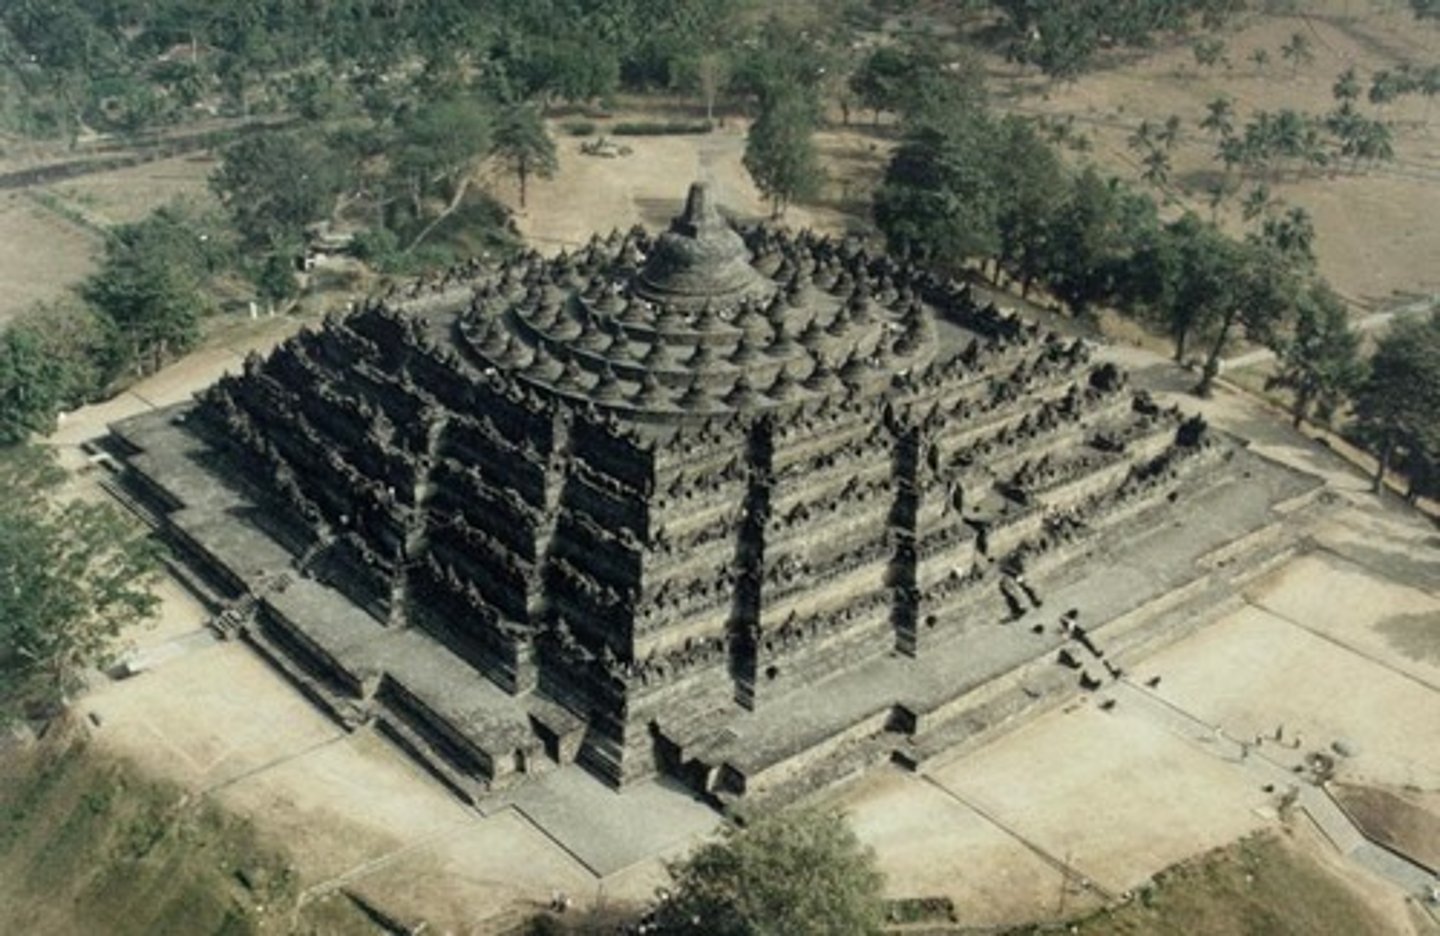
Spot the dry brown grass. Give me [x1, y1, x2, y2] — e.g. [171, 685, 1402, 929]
[1044, 830, 1412, 936]
[975, 5, 1440, 312]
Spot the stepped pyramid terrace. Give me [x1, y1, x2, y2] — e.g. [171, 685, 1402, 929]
[105, 183, 1320, 810]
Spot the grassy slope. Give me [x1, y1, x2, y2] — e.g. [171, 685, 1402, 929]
[1029, 832, 1401, 936]
[0, 728, 375, 936]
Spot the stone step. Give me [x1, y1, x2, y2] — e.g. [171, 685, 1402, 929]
[98, 473, 163, 531]
[374, 711, 489, 806]
[240, 620, 369, 729]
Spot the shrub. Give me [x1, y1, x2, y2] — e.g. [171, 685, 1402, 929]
[611, 120, 713, 136]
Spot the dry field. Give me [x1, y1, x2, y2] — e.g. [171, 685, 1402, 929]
[42, 152, 219, 227]
[0, 191, 100, 327]
[975, 5, 1440, 310]
[0, 154, 217, 326]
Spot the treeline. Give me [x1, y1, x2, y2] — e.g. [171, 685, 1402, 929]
[0, 0, 861, 141]
[864, 39, 1440, 501]
[993, 0, 1245, 79]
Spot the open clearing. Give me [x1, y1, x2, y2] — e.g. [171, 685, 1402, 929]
[0, 191, 100, 326]
[510, 115, 888, 254]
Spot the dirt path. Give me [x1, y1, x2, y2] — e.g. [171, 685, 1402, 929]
[1224, 292, 1440, 372]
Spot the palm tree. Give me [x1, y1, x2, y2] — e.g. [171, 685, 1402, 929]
[1200, 95, 1234, 140]
[1254, 206, 1316, 266]
[1217, 134, 1246, 181]
[1127, 119, 1155, 154]
[1355, 119, 1395, 168]
[1141, 147, 1171, 190]
[1332, 67, 1362, 103]
[1368, 69, 1406, 113]
[1205, 178, 1237, 222]
[1419, 65, 1440, 123]
[1241, 183, 1276, 221]
[1157, 114, 1183, 150]
[1271, 108, 1309, 176]
[1280, 33, 1313, 76]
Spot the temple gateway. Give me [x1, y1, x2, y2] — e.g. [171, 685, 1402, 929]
[107, 184, 1316, 810]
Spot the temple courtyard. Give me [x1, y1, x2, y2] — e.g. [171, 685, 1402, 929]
[49, 329, 1440, 933]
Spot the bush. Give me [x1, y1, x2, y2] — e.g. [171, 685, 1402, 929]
[611, 120, 713, 136]
[348, 226, 401, 264]
[560, 120, 597, 137]
[884, 897, 957, 925]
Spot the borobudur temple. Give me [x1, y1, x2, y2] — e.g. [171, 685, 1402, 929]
[106, 183, 1319, 809]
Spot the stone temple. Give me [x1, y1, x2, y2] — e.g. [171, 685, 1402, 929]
[107, 183, 1318, 810]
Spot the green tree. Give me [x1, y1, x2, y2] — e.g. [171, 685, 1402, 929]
[492, 102, 557, 210]
[0, 445, 161, 723]
[213, 130, 346, 251]
[1157, 114, 1183, 150]
[873, 115, 998, 271]
[82, 206, 223, 376]
[1241, 183, 1277, 221]
[744, 91, 825, 218]
[1192, 36, 1227, 69]
[1332, 67, 1362, 103]
[0, 304, 103, 444]
[846, 40, 984, 130]
[993, 116, 1067, 297]
[850, 46, 916, 126]
[1265, 284, 1362, 428]
[1141, 147, 1172, 190]
[212, 129, 347, 299]
[1127, 119, 1156, 154]
[1252, 205, 1316, 268]
[1354, 313, 1440, 494]
[1042, 167, 1132, 318]
[652, 809, 886, 936]
[676, 50, 732, 124]
[390, 95, 494, 244]
[1195, 241, 1299, 397]
[0, 326, 75, 445]
[1368, 69, 1409, 111]
[1411, 0, 1440, 20]
[1155, 213, 1231, 365]
[1280, 32, 1313, 76]
[1200, 95, 1234, 140]
[730, 17, 834, 116]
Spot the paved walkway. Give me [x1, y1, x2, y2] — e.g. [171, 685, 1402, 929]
[1108, 678, 1436, 896]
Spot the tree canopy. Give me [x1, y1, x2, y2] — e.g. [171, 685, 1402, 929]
[211, 129, 348, 255]
[744, 91, 825, 218]
[652, 809, 886, 936]
[1354, 313, 1440, 496]
[493, 102, 558, 210]
[1265, 284, 1362, 428]
[82, 204, 230, 375]
[873, 114, 999, 272]
[0, 446, 161, 724]
[994, 0, 1244, 79]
